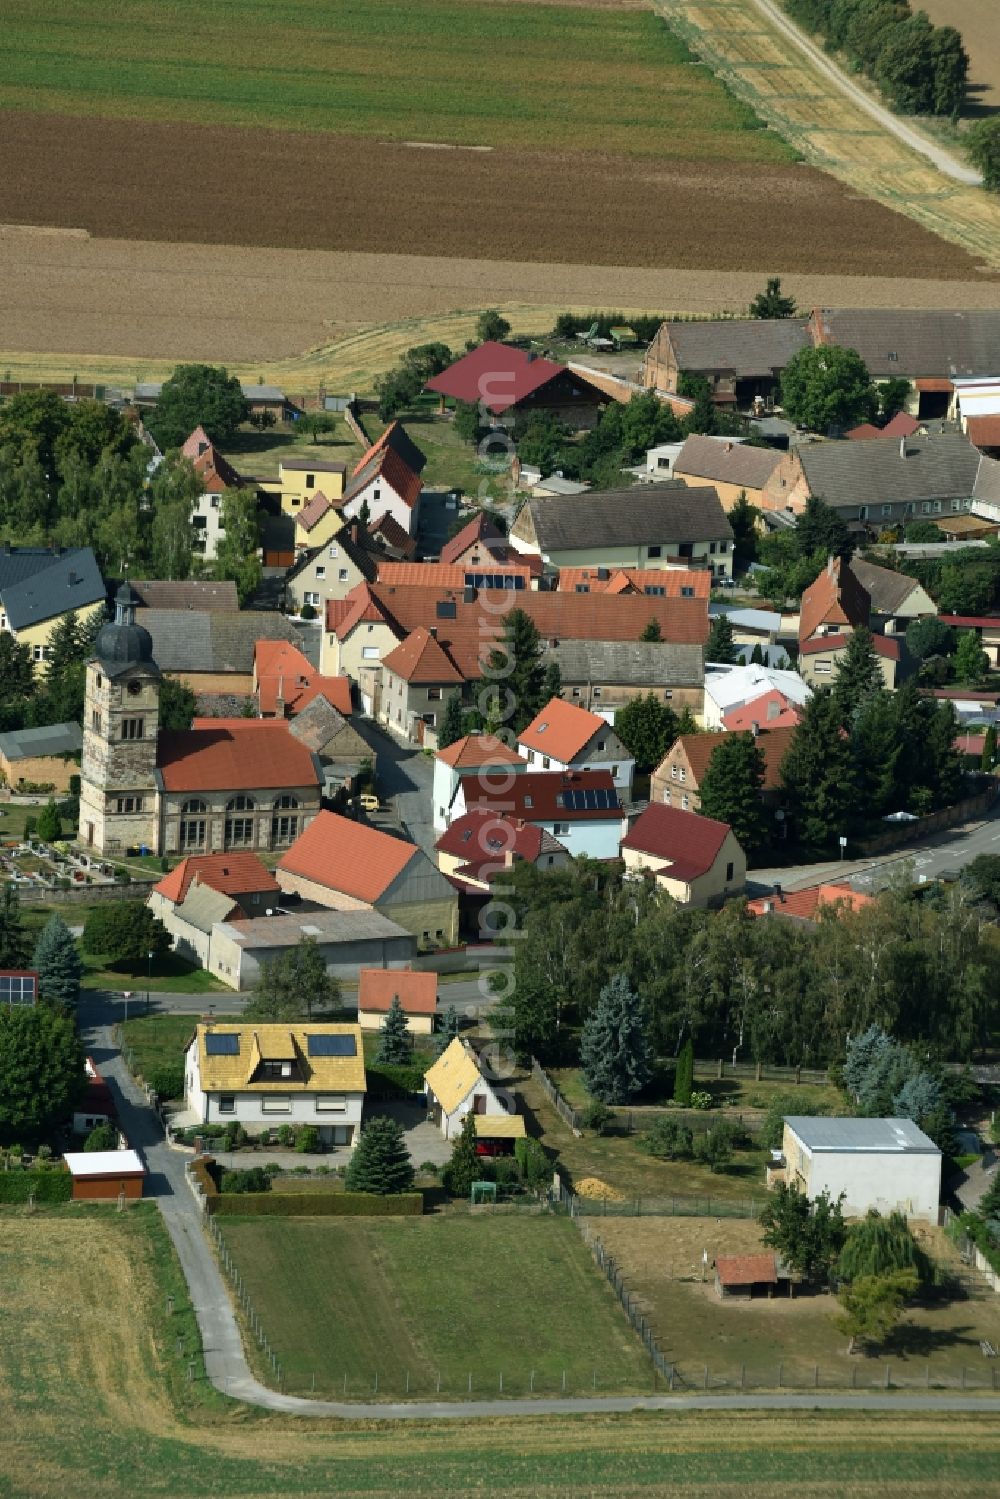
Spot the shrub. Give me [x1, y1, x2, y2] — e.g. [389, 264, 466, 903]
[224, 1120, 246, 1151]
[84, 1120, 118, 1152]
[419, 1160, 440, 1176]
[514, 1136, 550, 1191]
[581, 1100, 613, 1135]
[640, 1115, 693, 1160]
[300, 602, 317, 621]
[692, 1118, 742, 1173]
[276, 1124, 294, 1147]
[689, 1090, 714, 1111]
[296, 1125, 320, 1153]
[0, 1169, 72, 1203]
[146, 1063, 185, 1101]
[220, 1166, 272, 1194]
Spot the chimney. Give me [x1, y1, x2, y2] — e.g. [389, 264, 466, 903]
[68, 569, 78, 586]
[429, 626, 438, 639]
[827, 553, 835, 577]
[773, 882, 783, 901]
[750, 721, 759, 737]
[275, 672, 285, 719]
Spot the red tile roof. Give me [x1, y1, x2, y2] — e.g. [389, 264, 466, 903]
[376, 561, 533, 589]
[715, 1253, 777, 1287]
[557, 567, 711, 598]
[368, 513, 417, 557]
[347, 444, 422, 512]
[434, 734, 524, 770]
[939, 615, 1000, 629]
[296, 490, 334, 532]
[180, 426, 242, 491]
[845, 412, 921, 441]
[357, 968, 438, 1015]
[967, 416, 1000, 450]
[799, 632, 899, 659]
[799, 558, 870, 644]
[746, 880, 873, 920]
[439, 512, 506, 564]
[352, 420, 426, 479]
[426, 342, 568, 415]
[723, 692, 802, 732]
[382, 626, 465, 685]
[519, 697, 607, 763]
[622, 803, 733, 881]
[255, 640, 352, 716]
[156, 721, 320, 794]
[459, 768, 621, 822]
[153, 852, 280, 905]
[277, 809, 418, 902]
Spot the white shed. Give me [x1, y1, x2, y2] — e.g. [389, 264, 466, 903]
[778, 1116, 941, 1223]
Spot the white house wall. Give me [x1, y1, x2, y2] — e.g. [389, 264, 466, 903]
[800, 1145, 941, 1222]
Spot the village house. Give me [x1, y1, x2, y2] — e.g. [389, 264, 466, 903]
[183, 1022, 366, 1148]
[79, 586, 323, 857]
[544, 639, 705, 718]
[509, 483, 735, 579]
[518, 696, 634, 799]
[451, 768, 626, 861]
[423, 1037, 511, 1140]
[285, 694, 372, 798]
[0, 721, 81, 794]
[0, 544, 106, 674]
[771, 1116, 941, 1222]
[340, 422, 426, 538]
[702, 663, 812, 730]
[130, 579, 239, 614]
[556, 565, 710, 598]
[651, 725, 796, 813]
[357, 968, 438, 1035]
[134, 606, 301, 696]
[253, 639, 352, 719]
[849, 557, 936, 634]
[367, 513, 417, 560]
[845, 412, 922, 442]
[293, 490, 345, 553]
[284, 521, 380, 616]
[746, 880, 874, 922]
[276, 809, 459, 948]
[208, 909, 415, 991]
[440, 512, 539, 572]
[147, 851, 282, 968]
[260, 457, 347, 520]
[179, 427, 245, 562]
[642, 318, 809, 408]
[621, 802, 746, 907]
[937, 614, 1000, 670]
[426, 342, 610, 429]
[435, 808, 571, 889]
[722, 689, 803, 732]
[672, 432, 783, 511]
[432, 734, 526, 832]
[797, 556, 901, 688]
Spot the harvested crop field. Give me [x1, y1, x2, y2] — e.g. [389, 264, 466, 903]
[918, 0, 1000, 113]
[0, 111, 982, 282]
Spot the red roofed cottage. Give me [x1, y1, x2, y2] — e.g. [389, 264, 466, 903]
[621, 803, 746, 907]
[357, 968, 438, 1035]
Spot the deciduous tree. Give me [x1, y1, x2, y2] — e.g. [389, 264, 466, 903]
[81, 904, 171, 969]
[781, 346, 877, 433]
[836, 1271, 918, 1354]
[146, 364, 249, 450]
[0, 1004, 85, 1138]
[759, 1183, 846, 1284]
[613, 693, 677, 773]
[242, 937, 341, 1020]
[749, 277, 796, 319]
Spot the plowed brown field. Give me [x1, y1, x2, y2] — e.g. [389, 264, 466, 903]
[0, 112, 988, 280]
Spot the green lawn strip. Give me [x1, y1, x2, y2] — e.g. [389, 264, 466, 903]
[551, 1065, 843, 1117]
[122, 1014, 237, 1084]
[220, 421, 357, 479]
[81, 949, 228, 994]
[220, 1215, 653, 1397]
[0, 0, 793, 163]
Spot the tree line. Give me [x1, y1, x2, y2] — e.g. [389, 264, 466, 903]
[783, 0, 968, 117]
[495, 859, 1000, 1071]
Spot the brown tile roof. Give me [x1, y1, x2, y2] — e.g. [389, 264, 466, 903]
[152, 852, 279, 905]
[296, 490, 334, 532]
[382, 626, 465, 685]
[436, 808, 565, 877]
[156, 721, 320, 794]
[347, 444, 422, 512]
[434, 734, 523, 770]
[131, 579, 239, 612]
[367, 512, 417, 558]
[722, 692, 802, 731]
[621, 803, 733, 881]
[967, 416, 1000, 450]
[352, 420, 426, 479]
[459, 768, 621, 822]
[278, 809, 418, 902]
[845, 412, 921, 441]
[557, 567, 711, 598]
[519, 697, 606, 763]
[715, 1253, 777, 1287]
[357, 968, 438, 1014]
[180, 426, 243, 491]
[673, 434, 783, 490]
[798, 558, 870, 644]
[747, 880, 873, 920]
[439, 512, 507, 564]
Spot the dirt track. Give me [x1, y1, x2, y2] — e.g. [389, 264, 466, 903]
[0, 111, 990, 279]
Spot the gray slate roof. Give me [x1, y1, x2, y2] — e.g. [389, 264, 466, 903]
[850, 558, 923, 616]
[135, 609, 300, 673]
[973, 454, 1000, 506]
[0, 546, 105, 631]
[0, 721, 83, 761]
[527, 482, 733, 551]
[288, 696, 350, 753]
[674, 433, 783, 489]
[814, 308, 1000, 379]
[176, 882, 240, 934]
[662, 319, 808, 377]
[798, 434, 982, 509]
[286, 528, 378, 587]
[785, 1116, 940, 1154]
[225, 908, 411, 949]
[545, 639, 705, 689]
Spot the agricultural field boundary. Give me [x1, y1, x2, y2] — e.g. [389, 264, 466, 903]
[656, 0, 1000, 270]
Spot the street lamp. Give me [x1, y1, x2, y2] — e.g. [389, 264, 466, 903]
[123, 990, 132, 1025]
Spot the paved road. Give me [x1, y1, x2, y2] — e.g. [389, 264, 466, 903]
[753, 0, 982, 186]
[79, 991, 1000, 1419]
[136, 975, 498, 1019]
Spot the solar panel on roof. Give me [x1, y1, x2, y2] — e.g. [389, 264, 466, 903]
[307, 1033, 357, 1057]
[205, 1032, 240, 1055]
[584, 789, 598, 809]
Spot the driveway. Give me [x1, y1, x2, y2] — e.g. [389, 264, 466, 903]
[349, 716, 437, 855]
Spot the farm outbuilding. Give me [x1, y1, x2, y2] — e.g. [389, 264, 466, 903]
[63, 1149, 146, 1201]
[714, 1252, 779, 1300]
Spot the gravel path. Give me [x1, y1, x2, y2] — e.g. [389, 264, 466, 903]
[753, 0, 982, 186]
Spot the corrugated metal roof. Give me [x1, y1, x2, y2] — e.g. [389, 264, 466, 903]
[0, 721, 82, 760]
[785, 1116, 940, 1153]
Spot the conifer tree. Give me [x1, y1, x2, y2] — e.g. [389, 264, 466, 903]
[36, 799, 62, 843]
[487, 607, 547, 735]
[32, 914, 83, 1008]
[344, 1116, 415, 1195]
[442, 1112, 480, 1198]
[438, 691, 465, 750]
[982, 724, 997, 772]
[673, 1036, 694, 1105]
[436, 1005, 461, 1054]
[705, 614, 738, 665]
[698, 731, 767, 856]
[580, 973, 651, 1105]
[641, 617, 662, 643]
[831, 628, 884, 726]
[375, 993, 411, 1066]
[0, 883, 30, 970]
[780, 687, 856, 849]
[542, 660, 563, 703]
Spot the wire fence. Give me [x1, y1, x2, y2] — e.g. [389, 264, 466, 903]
[556, 1176, 761, 1219]
[586, 1232, 673, 1384]
[207, 1214, 284, 1390]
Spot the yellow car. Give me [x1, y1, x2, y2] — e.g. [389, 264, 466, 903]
[358, 793, 380, 813]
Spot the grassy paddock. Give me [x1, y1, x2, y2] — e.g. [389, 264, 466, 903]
[123, 1013, 237, 1084]
[0, 0, 793, 164]
[220, 1214, 653, 1397]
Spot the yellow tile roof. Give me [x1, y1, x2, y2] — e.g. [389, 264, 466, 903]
[423, 1038, 482, 1116]
[473, 1114, 526, 1140]
[195, 1023, 366, 1094]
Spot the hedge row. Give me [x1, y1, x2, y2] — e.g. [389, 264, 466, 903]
[365, 1061, 427, 1100]
[189, 1156, 220, 1208]
[0, 1169, 73, 1203]
[215, 1190, 424, 1218]
[959, 1211, 1000, 1276]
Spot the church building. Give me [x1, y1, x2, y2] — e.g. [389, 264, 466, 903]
[79, 584, 323, 857]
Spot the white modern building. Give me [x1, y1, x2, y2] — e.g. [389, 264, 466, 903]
[702, 663, 812, 730]
[183, 1022, 366, 1147]
[776, 1116, 942, 1223]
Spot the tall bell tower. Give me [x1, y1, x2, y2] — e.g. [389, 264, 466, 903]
[79, 582, 162, 855]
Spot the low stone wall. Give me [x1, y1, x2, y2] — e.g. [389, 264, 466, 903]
[856, 786, 999, 857]
[16, 882, 151, 907]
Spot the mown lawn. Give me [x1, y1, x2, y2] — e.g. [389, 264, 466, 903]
[81, 949, 228, 994]
[122, 1013, 238, 1084]
[0, 0, 794, 163]
[220, 421, 357, 480]
[221, 1214, 653, 1397]
[4, 1209, 1000, 1496]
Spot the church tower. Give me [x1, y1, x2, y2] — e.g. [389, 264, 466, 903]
[79, 581, 162, 855]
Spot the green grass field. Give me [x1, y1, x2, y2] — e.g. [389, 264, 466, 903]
[5, 1209, 1000, 1497]
[0, 0, 794, 163]
[220, 1215, 653, 1397]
